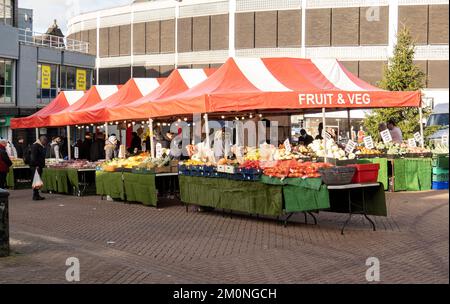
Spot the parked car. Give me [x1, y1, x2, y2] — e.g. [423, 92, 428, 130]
[427, 103, 449, 146]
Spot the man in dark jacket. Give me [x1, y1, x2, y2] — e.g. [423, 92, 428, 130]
[30, 135, 47, 200]
[79, 132, 93, 160]
[15, 136, 26, 158]
[0, 139, 13, 189]
[90, 132, 105, 161]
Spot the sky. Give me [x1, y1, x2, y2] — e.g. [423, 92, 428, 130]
[20, 0, 133, 34]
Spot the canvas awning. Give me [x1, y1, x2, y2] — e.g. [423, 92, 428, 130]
[136, 57, 420, 119]
[11, 91, 85, 129]
[107, 69, 216, 122]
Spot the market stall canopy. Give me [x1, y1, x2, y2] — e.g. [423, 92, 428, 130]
[11, 90, 85, 129]
[107, 68, 216, 122]
[48, 85, 121, 127]
[61, 78, 165, 125]
[140, 57, 421, 118]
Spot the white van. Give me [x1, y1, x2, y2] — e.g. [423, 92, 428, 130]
[427, 103, 449, 145]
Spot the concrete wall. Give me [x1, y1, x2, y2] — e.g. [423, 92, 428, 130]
[16, 44, 38, 109]
[0, 25, 19, 59]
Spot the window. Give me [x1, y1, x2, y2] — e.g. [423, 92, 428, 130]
[0, 58, 14, 104]
[0, 0, 14, 26]
[60, 66, 93, 91]
[36, 63, 58, 102]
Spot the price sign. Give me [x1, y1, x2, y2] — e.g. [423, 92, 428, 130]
[414, 132, 423, 144]
[408, 138, 417, 148]
[363, 136, 374, 149]
[156, 143, 162, 158]
[345, 140, 357, 154]
[74, 147, 79, 159]
[283, 138, 291, 153]
[323, 130, 332, 141]
[442, 134, 448, 146]
[380, 129, 392, 143]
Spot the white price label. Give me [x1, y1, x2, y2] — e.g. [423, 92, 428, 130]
[363, 136, 374, 150]
[414, 132, 422, 143]
[345, 140, 357, 154]
[323, 130, 332, 141]
[408, 138, 417, 148]
[380, 129, 392, 143]
[283, 138, 291, 153]
[442, 134, 448, 146]
[156, 143, 162, 158]
[74, 147, 79, 159]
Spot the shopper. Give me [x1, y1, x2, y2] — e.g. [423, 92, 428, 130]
[79, 132, 93, 160]
[299, 129, 314, 146]
[378, 122, 387, 132]
[5, 140, 18, 159]
[15, 136, 27, 158]
[90, 132, 105, 161]
[0, 139, 13, 189]
[387, 119, 403, 144]
[30, 135, 47, 200]
[104, 135, 118, 160]
[47, 136, 62, 159]
[315, 123, 323, 140]
[129, 132, 141, 154]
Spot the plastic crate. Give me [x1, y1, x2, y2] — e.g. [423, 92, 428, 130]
[347, 163, 380, 183]
[318, 166, 356, 185]
[242, 173, 261, 181]
[432, 181, 449, 190]
[432, 154, 449, 169]
[432, 173, 449, 182]
[432, 167, 449, 175]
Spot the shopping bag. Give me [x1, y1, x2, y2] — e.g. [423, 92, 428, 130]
[32, 169, 43, 189]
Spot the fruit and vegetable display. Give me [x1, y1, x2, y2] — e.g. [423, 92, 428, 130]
[98, 151, 173, 173]
[46, 159, 102, 169]
[432, 143, 449, 154]
[262, 161, 332, 179]
[11, 158, 26, 167]
[308, 139, 356, 160]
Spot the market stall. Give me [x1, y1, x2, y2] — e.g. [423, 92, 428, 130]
[6, 159, 31, 190]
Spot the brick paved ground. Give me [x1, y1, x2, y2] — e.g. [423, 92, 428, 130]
[0, 189, 448, 284]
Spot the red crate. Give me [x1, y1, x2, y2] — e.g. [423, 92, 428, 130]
[347, 164, 380, 183]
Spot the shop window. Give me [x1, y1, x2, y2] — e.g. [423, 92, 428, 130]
[36, 63, 58, 101]
[0, 58, 14, 104]
[60, 66, 92, 91]
[0, 0, 14, 26]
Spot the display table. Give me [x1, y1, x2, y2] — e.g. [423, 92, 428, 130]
[389, 158, 432, 191]
[66, 168, 96, 196]
[179, 175, 284, 216]
[6, 166, 32, 189]
[357, 158, 389, 190]
[327, 183, 383, 234]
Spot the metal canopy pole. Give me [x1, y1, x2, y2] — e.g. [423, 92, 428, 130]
[104, 122, 109, 138]
[67, 126, 71, 160]
[322, 108, 327, 162]
[35, 128, 39, 141]
[419, 105, 425, 148]
[204, 114, 210, 147]
[149, 119, 155, 158]
[347, 108, 351, 139]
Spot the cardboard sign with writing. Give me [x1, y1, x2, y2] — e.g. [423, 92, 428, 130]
[408, 138, 417, 148]
[156, 143, 162, 158]
[442, 134, 449, 146]
[345, 140, 357, 154]
[380, 129, 392, 143]
[283, 138, 291, 153]
[363, 136, 374, 149]
[414, 132, 422, 143]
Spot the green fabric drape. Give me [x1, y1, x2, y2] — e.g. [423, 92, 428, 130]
[261, 176, 330, 212]
[393, 158, 432, 191]
[66, 168, 80, 193]
[179, 175, 283, 216]
[95, 171, 125, 200]
[42, 168, 69, 194]
[357, 158, 389, 190]
[123, 173, 158, 206]
[6, 167, 15, 188]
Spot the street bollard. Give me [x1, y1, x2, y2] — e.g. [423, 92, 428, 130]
[0, 188, 10, 257]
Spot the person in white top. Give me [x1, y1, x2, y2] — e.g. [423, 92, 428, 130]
[387, 119, 403, 144]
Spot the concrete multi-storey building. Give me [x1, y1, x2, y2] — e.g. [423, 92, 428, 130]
[0, 0, 96, 142]
[67, 0, 448, 104]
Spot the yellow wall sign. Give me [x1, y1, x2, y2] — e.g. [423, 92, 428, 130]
[41, 65, 51, 89]
[76, 69, 87, 91]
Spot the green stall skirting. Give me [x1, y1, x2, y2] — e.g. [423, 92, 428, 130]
[179, 175, 284, 216]
[392, 158, 432, 191]
[123, 173, 158, 206]
[42, 168, 70, 194]
[95, 171, 125, 200]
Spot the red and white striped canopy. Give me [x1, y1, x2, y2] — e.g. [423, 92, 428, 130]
[48, 85, 121, 127]
[107, 68, 216, 122]
[63, 78, 165, 125]
[140, 57, 420, 119]
[11, 91, 85, 129]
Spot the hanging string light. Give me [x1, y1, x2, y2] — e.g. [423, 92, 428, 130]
[249, 113, 253, 119]
[221, 115, 225, 119]
[183, 117, 188, 122]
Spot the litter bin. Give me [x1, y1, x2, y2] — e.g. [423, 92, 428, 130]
[0, 188, 9, 257]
